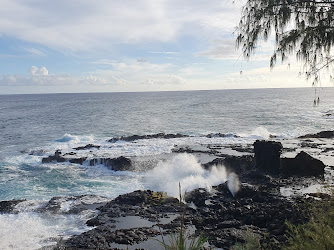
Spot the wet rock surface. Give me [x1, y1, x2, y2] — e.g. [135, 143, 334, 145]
[55, 190, 183, 249]
[42, 151, 134, 171]
[74, 144, 101, 150]
[89, 156, 133, 171]
[108, 133, 189, 142]
[281, 151, 326, 176]
[298, 130, 334, 139]
[53, 179, 313, 250]
[0, 199, 26, 214]
[203, 155, 255, 174]
[0, 195, 109, 215]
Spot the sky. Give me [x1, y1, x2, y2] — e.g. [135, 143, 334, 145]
[0, 0, 330, 94]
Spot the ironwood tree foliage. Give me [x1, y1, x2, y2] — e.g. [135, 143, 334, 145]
[236, 0, 334, 86]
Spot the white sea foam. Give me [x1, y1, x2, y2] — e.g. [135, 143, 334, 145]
[144, 154, 228, 197]
[40, 134, 260, 162]
[0, 213, 57, 249]
[0, 204, 99, 249]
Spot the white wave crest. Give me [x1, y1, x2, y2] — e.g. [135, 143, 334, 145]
[56, 133, 79, 142]
[250, 126, 272, 140]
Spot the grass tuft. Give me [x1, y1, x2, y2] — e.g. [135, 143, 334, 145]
[156, 183, 208, 250]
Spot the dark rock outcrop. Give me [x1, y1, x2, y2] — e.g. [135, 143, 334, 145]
[206, 133, 239, 138]
[184, 188, 211, 207]
[41, 150, 66, 163]
[74, 144, 101, 150]
[254, 140, 283, 174]
[0, 199, 26, 213]
[108, 133, 188, 142]
[42, 151, 133, 171]
[298, 130, 334, 139]
[281, 151, 326, 176]
[89, 156, 133, 171]
[204, 155, 255, 174]
[69, 157, 87, 165]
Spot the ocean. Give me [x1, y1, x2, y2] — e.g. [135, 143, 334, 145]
[0, 87, 333, 249]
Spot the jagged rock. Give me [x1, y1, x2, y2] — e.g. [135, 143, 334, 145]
[42, 150, 66, 163]
[37, 195, 108, 214]
[108, 133, 188, 142]
[298, 130, 334, 139]
[206, 133, 239, 138]
[184, 188, 211, 207]
[113, 190, 151, 206]
[254, 140, 283, 174]
[69, 157, 87, 165]
[0, 199, 26, 213]
[89, 156, 133, 171]
[74, 144, 101, 150]
[204, 155, 255, 174]
[230, 144, 254, 153]
[281, 151, 326, 176]
[42, 151, 133, 171]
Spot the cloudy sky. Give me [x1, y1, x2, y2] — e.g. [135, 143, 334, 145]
[0, 0, 323, 94]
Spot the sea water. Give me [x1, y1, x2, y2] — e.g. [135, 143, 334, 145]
[0, 88, 333, 248]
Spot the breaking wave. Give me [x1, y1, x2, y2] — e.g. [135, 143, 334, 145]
[144, 154, 237, 197]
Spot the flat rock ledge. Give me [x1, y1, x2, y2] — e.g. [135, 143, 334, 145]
[52, 176, 318, 250]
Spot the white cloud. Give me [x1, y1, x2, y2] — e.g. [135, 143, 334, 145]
[149, 51, 179, 55]
[145, 74, 186, 85]
[30, 66, 48, 76]
[92, 59, 187, 87]
[198, 37, 277, 61]
[220, 63, 312, 89]
[0, 66, 110, 87]
[0, 0, 242, 51]
[25, 48, 46, 56]
[0, 61, 187, 90]
[198, 39, 240, 59]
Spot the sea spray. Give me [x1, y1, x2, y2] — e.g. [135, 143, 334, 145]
[227, 172, 241, 197]
[0, 211, 96, 249]
[145, 154, 228, 197]
[0, 213, 56, 249]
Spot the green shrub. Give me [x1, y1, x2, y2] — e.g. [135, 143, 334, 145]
[284, 192, 334, 250]
[231, 230, 262, 250]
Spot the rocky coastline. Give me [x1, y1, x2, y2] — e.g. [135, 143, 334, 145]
[1, 131, 334, 249]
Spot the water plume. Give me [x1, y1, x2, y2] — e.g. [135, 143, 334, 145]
[227, 172, 241, 197]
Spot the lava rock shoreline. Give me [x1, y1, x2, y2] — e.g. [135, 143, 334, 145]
[1, 131, 334, 249]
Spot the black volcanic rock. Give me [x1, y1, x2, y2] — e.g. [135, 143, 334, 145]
[254, 140, 283, 174]
[42, 151, 133, 171]
[42, 150, 66, 163]
[206, 133, 239, 138]
[108, 133, 188, 142]
[204, 155, 255, 174]
[184, 188, 211, 207]
[281, 151, 326, 176]
[298, 130, 334, 139]
[74, 144, 101, 150]
[89, 156, 133, 171]
[69, 157, 87, 165]
[0, 199, 26, 214]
